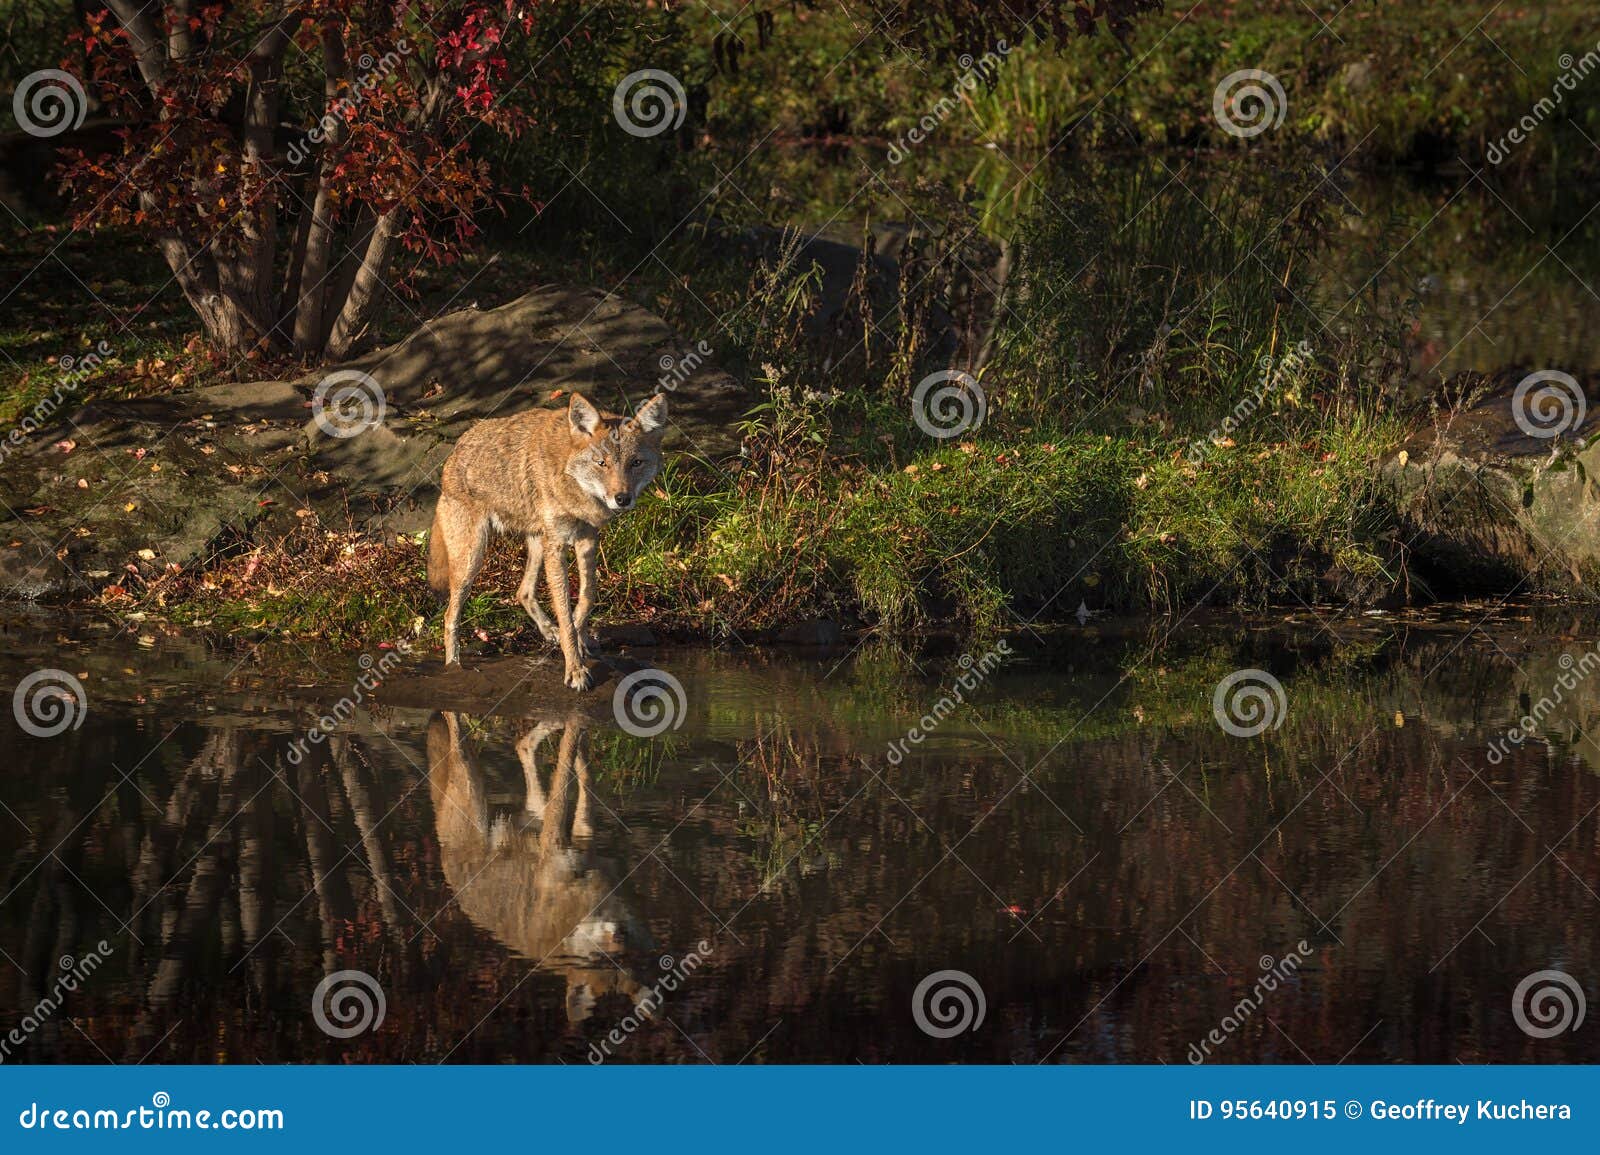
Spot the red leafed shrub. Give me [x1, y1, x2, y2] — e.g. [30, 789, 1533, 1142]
[57, 1, 545, 361]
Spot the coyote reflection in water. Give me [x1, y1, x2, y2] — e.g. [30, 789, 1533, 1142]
[426, 711, 651, 1022]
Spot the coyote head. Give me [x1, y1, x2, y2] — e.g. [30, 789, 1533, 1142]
[564, 392, 668, 514]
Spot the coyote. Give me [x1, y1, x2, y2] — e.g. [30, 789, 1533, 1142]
[428, 392, 667, 689]
[427, 711, 649, 1021]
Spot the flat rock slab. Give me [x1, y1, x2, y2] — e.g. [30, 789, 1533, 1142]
[1, 286, 746, 601]
[1384, 378, 1600, 594]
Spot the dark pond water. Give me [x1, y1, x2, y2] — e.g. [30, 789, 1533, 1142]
[2, 606, 1597, 1064]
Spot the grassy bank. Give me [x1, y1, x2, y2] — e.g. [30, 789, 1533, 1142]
[141, 414, 1402, 647]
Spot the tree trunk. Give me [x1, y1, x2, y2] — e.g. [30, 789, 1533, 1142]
[291, 23, 351, 354]
[325, 209, 404, 360]
[226, 20, 291, 356]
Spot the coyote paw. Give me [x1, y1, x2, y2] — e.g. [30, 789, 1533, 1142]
[535, 620, 561, 646]
[565, 664, 596, 692]
[574, 630, 600, 659]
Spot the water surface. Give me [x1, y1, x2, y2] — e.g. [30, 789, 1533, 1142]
[3, 606, 1597, 1063]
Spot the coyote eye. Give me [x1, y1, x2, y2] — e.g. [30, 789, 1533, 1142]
[628, 456, 644, 469]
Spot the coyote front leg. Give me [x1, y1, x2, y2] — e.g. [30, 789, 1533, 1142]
[516, 533, 560, 644]
[542, 538, 594, 691]
[515, 722, 561, 819]
[572, 530, 599, 659]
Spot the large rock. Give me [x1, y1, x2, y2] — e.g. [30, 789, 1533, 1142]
[0, 287, 746, 600]
[724, 220, 1004, 369]
[1383, 378, 1600, 594]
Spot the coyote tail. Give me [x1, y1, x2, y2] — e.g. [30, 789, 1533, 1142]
[427, 506, 450, 596]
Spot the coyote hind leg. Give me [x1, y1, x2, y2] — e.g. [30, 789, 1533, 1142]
[440, 498, 489, 667]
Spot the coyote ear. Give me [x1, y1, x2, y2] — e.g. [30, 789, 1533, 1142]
[567, 393, 601, 436]
[633, 392, 668, 433]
